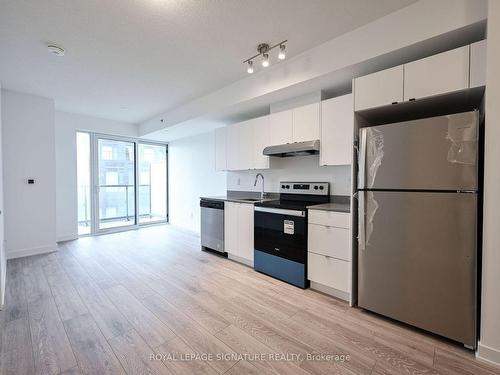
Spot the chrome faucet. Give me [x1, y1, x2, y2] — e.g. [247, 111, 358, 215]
[254, 173, 265, 199]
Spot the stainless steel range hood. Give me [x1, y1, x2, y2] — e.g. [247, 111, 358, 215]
[263, 140, 320, 157]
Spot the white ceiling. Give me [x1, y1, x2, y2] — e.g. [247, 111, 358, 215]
[0, 0, 416, 124]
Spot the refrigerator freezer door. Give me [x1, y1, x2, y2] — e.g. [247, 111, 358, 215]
[358, 191, 477, 347]
[358, 111, 478, 190]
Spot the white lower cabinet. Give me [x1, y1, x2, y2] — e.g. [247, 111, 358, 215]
[309, 209, 350, 229]
[224, 202, 254, 266]
[224, 201, 239, 254]
[237, 203, 254, 262]
[307, 209, 351, 301]
[308, 253, 350, 293]
[308, 224, 351, 261]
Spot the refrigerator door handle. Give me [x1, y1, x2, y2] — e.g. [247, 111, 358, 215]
[359, 129, 367, 188]
[358, 191, 366, 250]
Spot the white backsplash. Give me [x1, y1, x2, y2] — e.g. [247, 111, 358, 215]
[227, 155, 352, 195]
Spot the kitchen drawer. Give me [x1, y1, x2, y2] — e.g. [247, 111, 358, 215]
[308, 252, 350, 292]
[308, 209, 350, 228]
[308, 224, 351, 261]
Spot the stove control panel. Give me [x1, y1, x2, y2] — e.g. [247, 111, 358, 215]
[279, 182, 330, 195]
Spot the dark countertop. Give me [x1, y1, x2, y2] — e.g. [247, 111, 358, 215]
[201, 190, 280, 204]
[307, 202, 351, 213]
[200, 196, 227, 202]
[200, 195, 275, 204]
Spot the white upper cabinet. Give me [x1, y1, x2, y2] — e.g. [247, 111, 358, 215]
[354, 42, 485, 111]
[404, 45, 470, 101]
[320, 94, 354, 166]
[354, 65, 404, 111]
[225, 124, 240, 171]
[269, 103, 320, 146]
[293, 102, 320, 142]
[238, 120, 254, 170]
[215, 127, 227, 171]
[223, 116, 270, 171]
[252, 116, 270, 169]
[470, 39, 487, 88]
[269, 110, 293, 146]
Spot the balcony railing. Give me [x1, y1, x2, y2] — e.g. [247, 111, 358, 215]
[78, 184, 163, 229]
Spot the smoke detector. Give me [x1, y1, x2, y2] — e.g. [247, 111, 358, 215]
[47, 44, 65, 57]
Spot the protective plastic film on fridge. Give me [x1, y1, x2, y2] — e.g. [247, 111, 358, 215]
[357, 111, 479, 348]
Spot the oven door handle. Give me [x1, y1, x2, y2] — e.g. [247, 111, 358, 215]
[254, 206, 305, 217]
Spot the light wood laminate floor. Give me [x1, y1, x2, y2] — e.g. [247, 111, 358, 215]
[1, 225, 499, 375]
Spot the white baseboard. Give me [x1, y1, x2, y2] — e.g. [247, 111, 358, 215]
[477, 342, 500, 367]
[310, 281, 350, 302]
[228, 253, 253, 268]
[6, 244, 57, 260]
[57, 234, 78, 242]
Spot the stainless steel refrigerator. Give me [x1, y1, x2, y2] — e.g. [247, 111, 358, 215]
[357, 111, 479, 348]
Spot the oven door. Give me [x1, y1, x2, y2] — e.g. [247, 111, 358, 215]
[254, 207, 307, 264]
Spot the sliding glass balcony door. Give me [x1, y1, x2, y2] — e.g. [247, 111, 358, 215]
[96, 138, 137, 231]
[76, 133, 168, 235]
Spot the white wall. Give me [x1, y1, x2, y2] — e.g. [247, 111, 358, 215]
[55, 111, 138, 241]
[168, 132, 226, 233]
[1, 90, 56, 259]
[227, 156, 351, 196]
[0, 84, 5, 306]
[478, 0, 500, 366]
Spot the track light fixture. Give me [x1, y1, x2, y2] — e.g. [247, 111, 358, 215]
[243, 40, 287, 73]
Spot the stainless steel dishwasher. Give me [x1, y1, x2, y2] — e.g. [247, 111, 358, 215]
[200, 199, 225, 255]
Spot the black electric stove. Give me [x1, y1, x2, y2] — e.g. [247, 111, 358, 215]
[253, 182, 330, 288]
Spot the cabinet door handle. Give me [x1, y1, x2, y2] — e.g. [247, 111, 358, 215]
[391, 101, 398, 105]
[409, 98, 416, 101]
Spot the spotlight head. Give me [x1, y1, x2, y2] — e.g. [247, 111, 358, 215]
[278, 44, 286, 60]
[262, 53, 269, 67]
